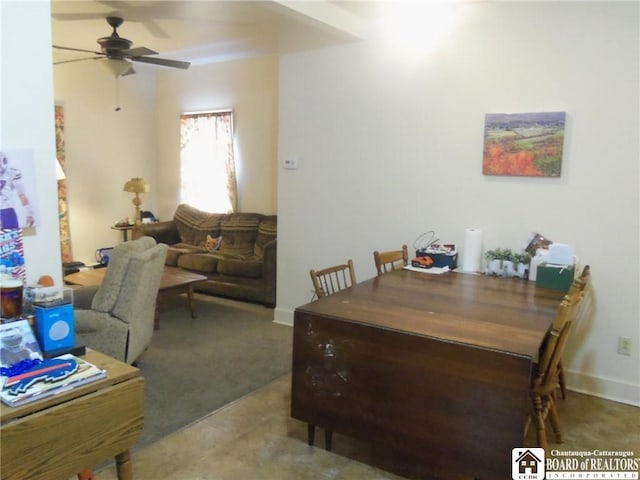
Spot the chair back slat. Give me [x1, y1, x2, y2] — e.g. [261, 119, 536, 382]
[373, 245, 409, 275]
[537, 298, 577, 387]
[568, 264, 592, 328]
[310, 260, 357, 298]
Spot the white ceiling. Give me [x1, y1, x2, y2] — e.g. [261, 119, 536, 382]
[50, 0, 378, 70]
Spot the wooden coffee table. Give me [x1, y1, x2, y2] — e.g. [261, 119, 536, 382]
[0, 349, 144, 480]
[65, 266, 207, 329]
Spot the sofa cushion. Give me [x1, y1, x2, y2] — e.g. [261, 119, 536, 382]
[219, 213, 262, 257]
[165, 243, 207, 266]
[177, 253, 220, 273]
[254, 215, 277, 257]
[173, 203, 223, 248]
[217, 258, 263, 279]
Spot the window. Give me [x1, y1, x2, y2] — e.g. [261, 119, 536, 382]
[180, 110, 237, 213]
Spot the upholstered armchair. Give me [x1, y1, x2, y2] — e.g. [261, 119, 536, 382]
[73, 236, 168, 364]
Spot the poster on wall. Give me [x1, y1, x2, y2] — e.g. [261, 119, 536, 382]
[0, 149, 40, 228]
[0, 228, 25, 282]
[482, 112, 566, 177]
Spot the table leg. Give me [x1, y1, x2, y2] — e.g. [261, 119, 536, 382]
[115, 450, 133, 480]
[154, 304, 160, 330]
[307, 423, 315, 446]
[153, 283, 200, 330]
[187, 285, 197, 318]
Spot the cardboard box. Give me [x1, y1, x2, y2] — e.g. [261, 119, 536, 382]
[535, 264, 575, 292]
[34, 304, 75, 353]
[414, 248, 458, 269]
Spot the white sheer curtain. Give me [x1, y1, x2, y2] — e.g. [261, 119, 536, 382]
[179, 110, 237, 213]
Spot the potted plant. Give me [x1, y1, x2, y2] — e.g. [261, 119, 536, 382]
[513, 252, 532, 279]
[501, 249, 516, 277]
[485, 249, 503, 276]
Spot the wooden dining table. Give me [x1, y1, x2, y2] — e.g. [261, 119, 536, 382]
[290, 268, 566, 480]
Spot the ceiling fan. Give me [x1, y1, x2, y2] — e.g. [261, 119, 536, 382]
[53, 16, 190, 76]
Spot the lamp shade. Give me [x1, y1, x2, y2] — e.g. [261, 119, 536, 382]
[55, 158, 66, 180]
[123, 177, 150, 194]
[102, 58, 134, 77]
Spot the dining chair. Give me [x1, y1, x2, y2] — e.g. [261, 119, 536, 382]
[373, 245, 409, 275]
[527, 283, 587, 450]
[310, 259, 357, 299]
[557, 265, 592, 399]
[307, 259, 357, 450]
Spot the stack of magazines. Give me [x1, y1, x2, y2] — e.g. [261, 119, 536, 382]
[0, 319, 105, 407]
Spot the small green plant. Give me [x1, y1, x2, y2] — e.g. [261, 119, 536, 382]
[501, 248, 515, 262]
[485, 249, 502, 261]
[514, 252, 531, 265]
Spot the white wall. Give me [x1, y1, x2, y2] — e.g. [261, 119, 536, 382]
[276, 1, 639, 405]
[53, 63, 157, 265]
[155, 56, 279, 220]
[1, 1, 62, 286]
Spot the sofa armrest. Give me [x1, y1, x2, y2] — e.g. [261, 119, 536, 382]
[132, 221, 180, 245]
[71, 285, 100, 310]
[263, 239, 277, 307]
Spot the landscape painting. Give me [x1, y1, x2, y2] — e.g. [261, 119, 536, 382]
[482, 111, 566, 177]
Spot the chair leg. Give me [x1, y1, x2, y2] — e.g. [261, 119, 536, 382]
[307, 423, 315, 446]
[547, 397, 563, 443]
[523, 414, 531, 438]
[325, 429, 333, 451]
[558, 361, 567, 399]
[532, 395, 548, 451]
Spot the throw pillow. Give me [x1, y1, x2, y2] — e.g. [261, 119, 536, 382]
[205, 234, 222, 252]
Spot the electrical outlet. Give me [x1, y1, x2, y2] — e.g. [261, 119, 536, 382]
[617, 336, 632, 356]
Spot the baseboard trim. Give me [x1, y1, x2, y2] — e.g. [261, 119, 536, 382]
[565, 369, 640, 407]
[273, 307, 294, 327]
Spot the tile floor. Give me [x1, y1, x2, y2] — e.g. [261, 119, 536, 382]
[91, 375, 639, 480]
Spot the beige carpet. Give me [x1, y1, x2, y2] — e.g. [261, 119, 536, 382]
[132, 293, 292, 451]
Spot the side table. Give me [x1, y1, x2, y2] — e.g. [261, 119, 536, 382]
[111, 225, 134, 242]
[0, 349, 144, 480]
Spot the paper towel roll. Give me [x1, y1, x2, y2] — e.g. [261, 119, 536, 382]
[462, 228, 483, 273]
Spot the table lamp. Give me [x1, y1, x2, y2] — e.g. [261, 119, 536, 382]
[123, 177, 150, 224]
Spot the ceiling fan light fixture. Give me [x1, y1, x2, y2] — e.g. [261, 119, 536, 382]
[53, 17, 189, 75]
[103, 58, 133, 77]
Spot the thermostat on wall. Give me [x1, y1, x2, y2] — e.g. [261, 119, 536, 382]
[283, 158, 298, 169]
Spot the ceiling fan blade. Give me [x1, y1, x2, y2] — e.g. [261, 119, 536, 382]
[51, 13, 108, 21]
[124, 46, 157, 56]
[53, 45, 104, 56]
[54, 57, 103, 65]
[130, 56, 190, 70]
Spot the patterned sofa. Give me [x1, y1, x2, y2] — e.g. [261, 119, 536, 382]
[132, 204, 276, 307]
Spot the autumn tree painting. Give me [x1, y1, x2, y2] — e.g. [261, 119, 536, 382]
[482, 112, 566, 177]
